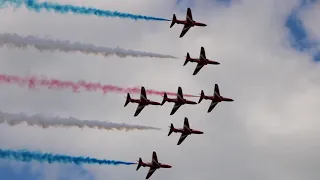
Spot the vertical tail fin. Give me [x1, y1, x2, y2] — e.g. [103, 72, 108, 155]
[214, 84, 221, 97]
[184, 53, 190, 66]
[124, 93, 131, 107]
[198, 90, 205, 103]
[168, 123, 174, 136]
[161, 93, 168, 105]
[170, 14, 177, 28]
[136, 158, 142, 171]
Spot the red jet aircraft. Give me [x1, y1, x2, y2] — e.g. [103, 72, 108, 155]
[198, 84, 234, 113]
[124, 86, 161, 117]
[168, 117, 203, 145]
[170, 8, 207, 38]
[184, 47, 220, 75]
[161, 87, 197, 115]
[136, 151, 172, 179]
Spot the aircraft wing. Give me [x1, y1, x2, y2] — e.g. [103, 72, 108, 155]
[134, 103, 146, 116]
[183, 117, 190, 130]
[146, 167, 157, 179]
[186, 8, 193, 23]
[200, 47, 206, 60]
[140, 86, 148, 101]
[177, 133, 189, 145]
[179, 24, 192, 38]
[193, 63, 205, 75]
[170, 103, 182, 115]
[208, 101, 218, 113]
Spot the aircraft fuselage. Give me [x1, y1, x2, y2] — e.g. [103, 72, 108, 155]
[129, 98, 141, 104]
[141, 162, 172, 169]
[163, 97, 177, 103]
[203, 95, 234, 102]
[183, 99, 197, 104]
[129, 98, 161, 105]
[187, 57, 220, 65]
[144, 100, 161, 105]
[206, 60, 220, 65]
[176, 20, 207, 27]
[166, 98, 197, 105]
[173, 128, 204, 135]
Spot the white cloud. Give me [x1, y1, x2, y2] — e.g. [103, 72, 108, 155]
[0, 0, 320, 180]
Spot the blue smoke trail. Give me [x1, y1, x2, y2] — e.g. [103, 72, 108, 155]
[0, 0, 170, 21]
[0, 149, 136, 166]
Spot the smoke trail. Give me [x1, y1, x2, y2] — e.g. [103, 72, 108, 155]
[0, 0, 170, 21]
[0, 74, 198, 97]
[0, 33, 177, 59]
[0, 110, 160, 131]
[0, 148, 136, 165]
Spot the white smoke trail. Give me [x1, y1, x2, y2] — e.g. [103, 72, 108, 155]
[0, 110, 160, 131]
[0, 33, 177, 59]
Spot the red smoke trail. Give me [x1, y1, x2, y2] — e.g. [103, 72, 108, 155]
[0, 74, 198, 97]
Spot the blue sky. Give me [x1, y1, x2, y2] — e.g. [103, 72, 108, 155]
[285, 0, 320, 62]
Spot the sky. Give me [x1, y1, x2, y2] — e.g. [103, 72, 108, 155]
[285, 0, 320, 62]
[0, 0, 320, 180]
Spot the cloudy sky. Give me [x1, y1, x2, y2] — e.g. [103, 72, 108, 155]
[0, 0, 320, 179]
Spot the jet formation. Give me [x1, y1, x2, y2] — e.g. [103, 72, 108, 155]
[124, 7, 234, 179]
[125, 84, 232, 117]
[170, 8, 220, 75]
[127, 85, 233, 178]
